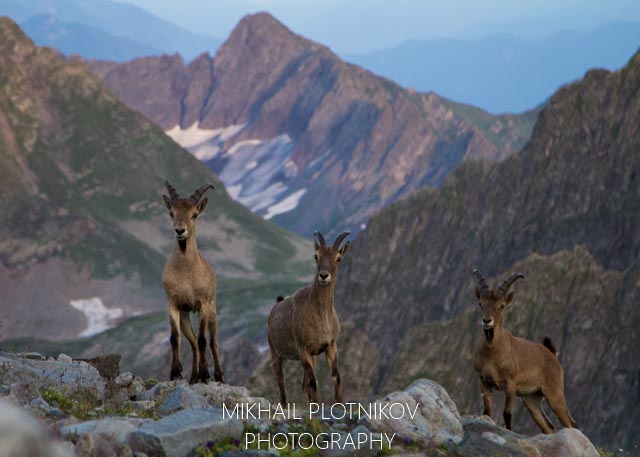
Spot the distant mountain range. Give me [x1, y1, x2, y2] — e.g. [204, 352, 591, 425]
[87, 13, 537, 238]
[347, 22, 640, 113]
[0, 0, 220, 60]
[0, 17, 309, 341]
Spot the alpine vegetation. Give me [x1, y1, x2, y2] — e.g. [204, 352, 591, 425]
[161, 181, 224, 384]
[268, 231, 351, 404]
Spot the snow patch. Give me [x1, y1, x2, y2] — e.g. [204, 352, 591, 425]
[69, 297, 123, 337]
[264, 189, 307, 220]
[169, 123, 307, 219]
[166, 122, 245, 161]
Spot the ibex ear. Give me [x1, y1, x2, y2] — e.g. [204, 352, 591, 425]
[474, 287, 481, 300]
[314, 241, 321, 253]
[162, 195, 172, 211]
[505, 290, 515, 306]
[197, 197, 208, 213]
[339, 241, 350, 256]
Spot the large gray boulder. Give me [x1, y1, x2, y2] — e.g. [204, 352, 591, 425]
[451, 416, 600, 457]
[367, 379, 464, 447]
[61, 417, 152, 443]
[0, 402, 74, 457]
[0, 351, 106, 399]
[129, 407, 243, 457]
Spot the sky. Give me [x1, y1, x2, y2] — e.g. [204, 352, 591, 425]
[117, 0, 640, 54]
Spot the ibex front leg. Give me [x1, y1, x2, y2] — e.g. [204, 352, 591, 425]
[168, 306, 183, 380]
[299, 350, 318, 403]
[325, 341, 343, 402]
[180, 310, 200, 384]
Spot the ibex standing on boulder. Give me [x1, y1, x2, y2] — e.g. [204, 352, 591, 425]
[268, 231, 350, 404]
[162, 181, 224, 384]
[471, 269, 576, 433]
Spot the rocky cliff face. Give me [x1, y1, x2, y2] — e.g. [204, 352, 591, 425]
[0, 18, 311, 341]
[328, 50, 640, 454]
[87, 13, 537, 238]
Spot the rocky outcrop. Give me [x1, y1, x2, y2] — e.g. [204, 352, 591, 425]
[367, 379, 464, 447]
[0, 352, 604, 457]
[87, 13, 537, 238]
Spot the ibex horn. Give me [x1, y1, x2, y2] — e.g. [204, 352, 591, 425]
[472, 269, 489, 293]
[165, 180, 179, 203]
[190, 184, 215, 203]
[314, 231, 327, 247]
[498, 273, 525, 296]
[332, 231, 351, 249]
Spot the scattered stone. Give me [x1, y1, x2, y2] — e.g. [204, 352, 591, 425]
[525, 428, 599, 457]
[81, 354, 121, 381]
[129, 407, 243, 457]
[116, 372, 135, 388]
[367, 379, 464, 447]
[324, 424, 379, 457]
[57, 353, 73, 363]
[23, 352, 46, 360]
[74, 432, 134, 457]
[158, 385, 209, 413]
[61, 417, 151, 444]
[0, 402, 74, 457]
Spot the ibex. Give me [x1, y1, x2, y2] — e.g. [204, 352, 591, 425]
[162, 181, 224, 384]
[268, 231, 350, 404]
[471, 269, 576, 433]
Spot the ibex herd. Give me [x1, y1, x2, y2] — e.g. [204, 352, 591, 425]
[160, 181, 576, 435]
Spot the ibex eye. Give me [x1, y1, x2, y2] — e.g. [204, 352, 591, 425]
[336, 256, 342, 263]
[314, 254, 318, 260]
[192, 213, 198, 219]
[169, 212, 174, 218]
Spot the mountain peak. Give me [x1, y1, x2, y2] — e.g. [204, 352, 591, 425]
[217, 12, 321, 65]
[0, 17, 34, 55]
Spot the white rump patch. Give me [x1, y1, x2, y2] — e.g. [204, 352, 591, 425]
[69, 297, 123, 337]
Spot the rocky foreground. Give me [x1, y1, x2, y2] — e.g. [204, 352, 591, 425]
[0, 351, 600, 457]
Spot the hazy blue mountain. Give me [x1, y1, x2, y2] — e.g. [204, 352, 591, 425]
[0, 0, 220, 60]
[21, 15, 162, 61]
[347, 22, 640, 113]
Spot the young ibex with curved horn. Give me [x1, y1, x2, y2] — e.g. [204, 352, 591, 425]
[471, 269, 576, 433]
[268, 231, 350, 404]
[162, 181, 224, 384]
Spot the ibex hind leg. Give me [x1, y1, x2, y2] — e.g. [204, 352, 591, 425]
[271, 350, 287, 405]
[208, 313, 225, 383]
[196, 312, 211, 384]
[523, 393, 555, 434]
[545, 391, 577, 428]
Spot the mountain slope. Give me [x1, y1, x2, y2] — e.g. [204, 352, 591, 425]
[21, 14, 162, 62]
[347, 22, 640, 113]
[0, 17, 311, 341]
[0, 0, 219, 60]
[87, 12, 537, 238]
[329, 50, 640, 453]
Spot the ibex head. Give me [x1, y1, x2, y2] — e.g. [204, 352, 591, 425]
[313, 231, 350, 286]
[472, 269, 524, 342]
[162, 181, 214, 241]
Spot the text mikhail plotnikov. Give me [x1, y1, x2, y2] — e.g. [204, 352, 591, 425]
[223, 402, 420, 450]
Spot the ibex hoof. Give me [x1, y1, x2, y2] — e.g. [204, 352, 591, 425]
[214, 371, 225, 383]
[170, 370, 183, 380]
[199, 369, 211, 384]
